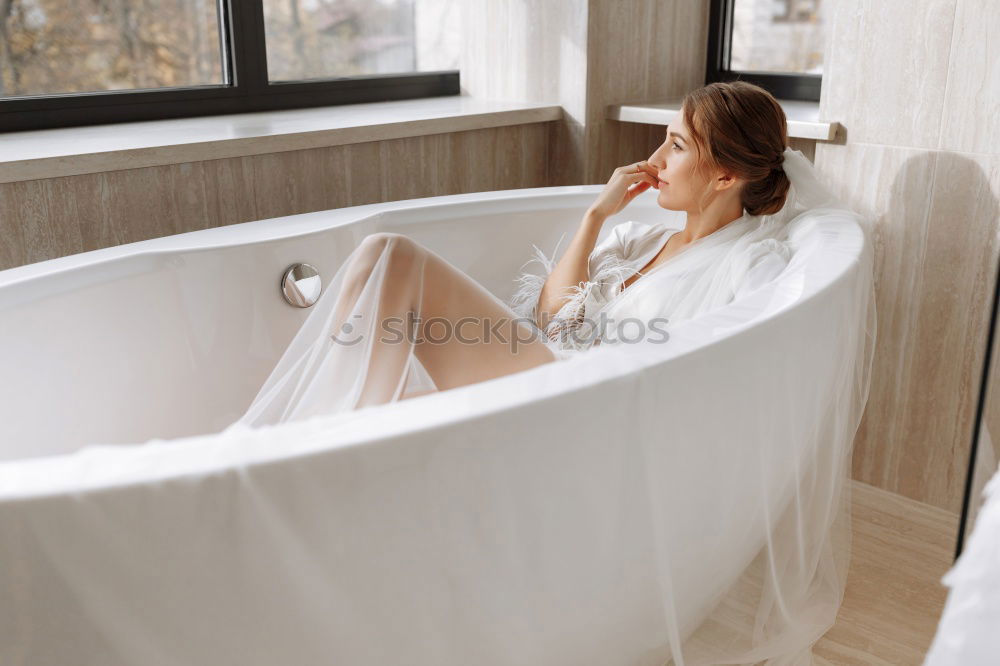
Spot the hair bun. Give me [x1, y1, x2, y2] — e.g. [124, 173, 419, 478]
[747, 157, 791, 216]
[682, 81, 790, 216]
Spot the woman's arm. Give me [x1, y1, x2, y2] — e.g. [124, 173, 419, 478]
[533, 162, 658, 330]
[509, 162, 657, 330]
[533, 209, 605, 330]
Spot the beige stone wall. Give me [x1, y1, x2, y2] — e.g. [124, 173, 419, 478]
[816, 0, 1000, 510]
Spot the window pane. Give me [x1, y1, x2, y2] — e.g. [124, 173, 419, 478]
[263, 0, 461, 83]
[0, 0, 225, 99]
[730, 0, 826, 75]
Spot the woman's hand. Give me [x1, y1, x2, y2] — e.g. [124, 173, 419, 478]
[586, 160, 659, 220]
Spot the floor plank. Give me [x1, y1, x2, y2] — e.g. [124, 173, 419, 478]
[813, 481, 959, 665]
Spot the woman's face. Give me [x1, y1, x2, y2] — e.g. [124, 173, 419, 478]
[647, 110, 707, 212]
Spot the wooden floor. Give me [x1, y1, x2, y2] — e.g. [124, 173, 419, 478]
[813, 480, 959, 666]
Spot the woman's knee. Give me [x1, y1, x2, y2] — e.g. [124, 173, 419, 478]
[347, 232, 422, 286]
[360, 231, 415, 250]
[358, 232, 421, 262]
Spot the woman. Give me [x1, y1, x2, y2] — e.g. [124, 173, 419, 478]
[235, 81, 832, 428]
[509, 80, 797, 354]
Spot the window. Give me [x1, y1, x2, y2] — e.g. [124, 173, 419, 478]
[705, 0, 824, 102]
[0, 0, 461, 132]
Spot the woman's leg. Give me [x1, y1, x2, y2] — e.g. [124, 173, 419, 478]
[333, 232, 558, 407]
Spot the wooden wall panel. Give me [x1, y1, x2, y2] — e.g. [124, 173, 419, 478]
[0, 123, 552, 271]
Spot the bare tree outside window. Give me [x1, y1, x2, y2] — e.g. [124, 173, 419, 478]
[0, 0, 459, 130]
[0, 0, 225, 99]
[730, 0, 825, 75]
[262, 0, 460, 83]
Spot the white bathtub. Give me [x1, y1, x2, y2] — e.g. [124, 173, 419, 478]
[0, 186, 874, 665]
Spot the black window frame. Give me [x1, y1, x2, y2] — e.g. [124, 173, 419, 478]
[705, 0, 821, 102]
[0, 0, 460, 133]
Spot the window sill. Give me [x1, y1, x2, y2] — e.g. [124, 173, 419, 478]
[606, 98, 839, 142]
[0, 95, 563, 184]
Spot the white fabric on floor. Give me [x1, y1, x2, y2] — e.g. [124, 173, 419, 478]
[923, 462, 1000, 666]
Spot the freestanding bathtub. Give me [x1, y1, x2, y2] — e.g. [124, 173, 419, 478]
[0, 185, 875, 665]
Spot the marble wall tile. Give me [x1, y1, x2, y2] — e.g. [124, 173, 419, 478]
[459, 1, 714, 186]
[816, 0, 1000, 510]
[820, 0, 956, 150]
[249, 142, 354, 220]
[587, 0, 711, 183]
[201, 158, 259, 226]
[460, 0, 588, 107]
[939, 0, 1000, 153]
[491, 124, 548, 189]
[900, 149, 999, 509]
[984, 295, 1000, 462]
[0, 180, 55, 269]
[788, 137, 816, 162]
[61, 173, 121, 251]
[0, 165, 217, 268]
[817, 141, 1000, 510]
[382, 134, 438, 202]
[461, 0, 589, 184]
[100, 163, 216, 243]
[344, 141, 386, 208]
[592, 121, 665, 181]
[439, 129, 498, 195]
[547, 116, 584, 187]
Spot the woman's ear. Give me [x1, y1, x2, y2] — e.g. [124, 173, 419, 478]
[715, 170, 740, 191]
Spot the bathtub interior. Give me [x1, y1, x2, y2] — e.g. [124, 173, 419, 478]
[0, 189, 687, 461]
[0, 188, 857, 466]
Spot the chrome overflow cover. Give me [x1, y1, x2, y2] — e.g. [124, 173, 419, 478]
[281, 263, 323, 308]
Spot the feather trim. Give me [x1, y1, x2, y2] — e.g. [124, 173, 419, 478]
[508, 235, 563, 324]
[508, 234, 635, 351]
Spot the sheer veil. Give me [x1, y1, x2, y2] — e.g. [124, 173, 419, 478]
[0, 111, 877, 666]
[226, 146, 878, 665]
[652, 146, 877, 664]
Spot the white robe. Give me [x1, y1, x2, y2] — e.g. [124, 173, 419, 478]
[508, 211, 793, 359]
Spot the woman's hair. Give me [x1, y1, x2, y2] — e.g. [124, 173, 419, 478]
[680, 81, 790, 216]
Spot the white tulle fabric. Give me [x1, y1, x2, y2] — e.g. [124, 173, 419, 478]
[213, 146, 877, 665]
[0, 144, 877, 666]
[923, 462, 1000, 665]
